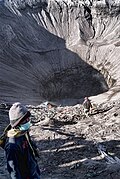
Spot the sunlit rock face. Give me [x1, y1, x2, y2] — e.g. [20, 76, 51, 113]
[0, 0, 120, 105]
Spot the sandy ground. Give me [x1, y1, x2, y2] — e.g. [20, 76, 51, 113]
[1, 97, 120, 179]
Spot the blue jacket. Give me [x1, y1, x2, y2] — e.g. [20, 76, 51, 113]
[5, 134, 40, 179]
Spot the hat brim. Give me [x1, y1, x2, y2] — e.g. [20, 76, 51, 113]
[12, 111, 31, 128]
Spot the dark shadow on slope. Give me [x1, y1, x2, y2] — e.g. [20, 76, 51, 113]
[32, 133, 98, 172]
[97, 140, 120, 158]
[31, 130, 120, 178]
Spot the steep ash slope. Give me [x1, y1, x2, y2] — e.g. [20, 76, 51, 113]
[0, 0, 120, 105]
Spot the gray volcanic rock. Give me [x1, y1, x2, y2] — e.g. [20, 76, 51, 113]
[0, 0, 120, 105]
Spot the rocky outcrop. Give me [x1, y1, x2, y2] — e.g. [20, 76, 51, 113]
[0, 0, 120, 105]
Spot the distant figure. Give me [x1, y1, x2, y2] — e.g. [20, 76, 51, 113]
[47, 102, 57, 109]
[47, 102, 53, 109]
[82, 97, 92, 116]
[4, 102, 40, 179]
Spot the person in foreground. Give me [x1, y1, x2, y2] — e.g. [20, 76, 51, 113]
[4, 102, 40, 179]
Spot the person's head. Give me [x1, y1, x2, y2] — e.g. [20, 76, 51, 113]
[9, 102, 31, 131]
[84, 97, 88, 101]
[47, 103, 52, 109]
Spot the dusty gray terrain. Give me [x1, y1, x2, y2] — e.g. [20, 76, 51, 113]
[0, 0, 120, 178]
[29, 100, 120, 179]
[1, 100, 120, 179]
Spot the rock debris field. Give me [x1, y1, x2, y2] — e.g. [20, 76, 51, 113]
[1, 100, 120, 179]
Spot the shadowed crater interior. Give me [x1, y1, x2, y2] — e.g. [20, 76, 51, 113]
[38, 49, 109, 101]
